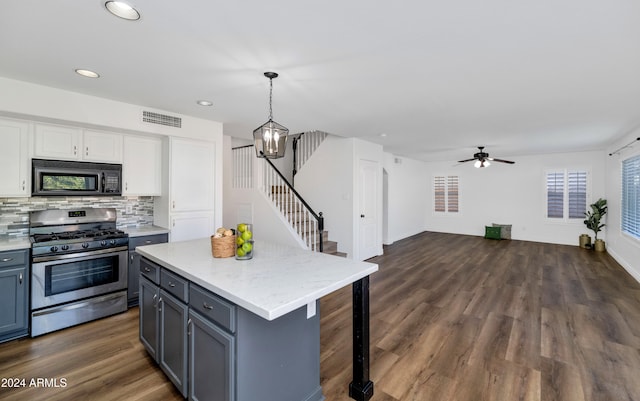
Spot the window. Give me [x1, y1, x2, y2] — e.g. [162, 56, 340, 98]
[622, 155, 640, 239]
[434, 175, 459, 213]
[546, 170, 588, 220]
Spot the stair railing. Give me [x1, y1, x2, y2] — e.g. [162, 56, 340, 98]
[231, 144, 254, 189]
[259, 151, 324, 252]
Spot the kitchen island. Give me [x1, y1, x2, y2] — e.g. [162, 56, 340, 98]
[136, 237, 378, 401]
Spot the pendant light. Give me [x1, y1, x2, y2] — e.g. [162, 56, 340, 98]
[254, 72, 289, 159]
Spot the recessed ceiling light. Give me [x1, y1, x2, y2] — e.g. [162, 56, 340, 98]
[197, 100, 213, 107]
[105, 1, 140, 21]
[75, 69, 100, 78]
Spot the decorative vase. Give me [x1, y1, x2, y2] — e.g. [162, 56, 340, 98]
[235, 223, 254, 260]
[594, 239, 606, 252]
[579, 234, 591, 249]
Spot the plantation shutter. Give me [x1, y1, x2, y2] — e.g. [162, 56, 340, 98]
[568, 171, 588, 218]
[434, 176, 446, 212]
[546, 172, 564, 218]
[447, 176, 459, 212]
[622, 155, 640, 238]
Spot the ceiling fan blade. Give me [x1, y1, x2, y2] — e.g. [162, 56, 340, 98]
[457, 158, 477, 163]
[492, 158, 515, 164]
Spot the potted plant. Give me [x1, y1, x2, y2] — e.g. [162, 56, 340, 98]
[583, 198, 607, 252]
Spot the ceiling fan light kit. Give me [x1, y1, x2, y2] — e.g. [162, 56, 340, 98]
[459, 146, 515, 168]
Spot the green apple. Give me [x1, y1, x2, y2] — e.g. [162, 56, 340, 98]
[242, 242, 253, 253]
[237, 223, 247, 233]
[241, 230, 252, 241]
[236, 248, 246, 257]
[236, 237, 245, 246]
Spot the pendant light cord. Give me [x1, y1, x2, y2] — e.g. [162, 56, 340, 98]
[268, 77, 274, 121]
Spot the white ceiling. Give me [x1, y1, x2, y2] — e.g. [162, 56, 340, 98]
[2, 0, 639, 162]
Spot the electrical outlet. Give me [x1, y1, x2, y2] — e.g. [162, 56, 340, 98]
[125, 204, 133, 214]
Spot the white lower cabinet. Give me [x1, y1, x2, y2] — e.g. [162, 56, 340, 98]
[170, 212, 215, 242]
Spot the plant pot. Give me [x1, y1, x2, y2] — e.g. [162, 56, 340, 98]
[579, 234, 591, 249]
[594, 239, 606, 252]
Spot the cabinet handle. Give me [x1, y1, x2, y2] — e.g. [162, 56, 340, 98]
[1, 258, 13, 262]
[168, 282, 176, 288]
[158, 297, 163, 312]
[187, 318, 193, 336]
[19, 273, 23, 285]
[144, 267, 151, 272]
[203, 302, 214, 310]
[130, 254, 134, 262]
[22, 180, 25, 190]
[86, 146, 89, 156]
[73, 145, 77, 155]
[172, 201, 176, 209]
[152, 293, 157, 307]
[144, 240, 152, 244]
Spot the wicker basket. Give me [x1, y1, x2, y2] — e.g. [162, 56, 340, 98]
[211, 235, 236, 258]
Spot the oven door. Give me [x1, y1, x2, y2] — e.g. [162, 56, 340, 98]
[31, 248, 128, 310]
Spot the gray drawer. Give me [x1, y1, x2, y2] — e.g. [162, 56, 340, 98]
[139, 257, 160, 285]
[161, 269, 188, 303]
[189, 284, 236, 333]
[0, 250, 28, 269]
[129, 234, 168, 250]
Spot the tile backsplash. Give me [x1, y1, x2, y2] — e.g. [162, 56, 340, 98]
[0, 196, 155, 238]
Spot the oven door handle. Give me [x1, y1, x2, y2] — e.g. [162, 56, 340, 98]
[32, 246, 128, 263]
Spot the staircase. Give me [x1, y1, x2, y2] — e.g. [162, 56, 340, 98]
[270, 185, 345, 257]
[231, 132, 342, 256]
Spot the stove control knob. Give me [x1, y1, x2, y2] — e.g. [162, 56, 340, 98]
[82, 242, 90, 249]
[61, 245, 70, 251]
[110, 239, 116, 245]
[50, 246, 59, 253]
[101, 240, 108, 246]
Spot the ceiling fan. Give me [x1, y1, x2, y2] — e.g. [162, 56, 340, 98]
[458, 146, 515, 168]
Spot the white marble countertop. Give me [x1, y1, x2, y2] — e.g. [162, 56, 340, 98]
[136, 238, 378, 321]
[122, 225, 170, 237]
[0, 236, 31, 252]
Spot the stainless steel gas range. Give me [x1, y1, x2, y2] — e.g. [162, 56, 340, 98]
[29, 208, 129, 336]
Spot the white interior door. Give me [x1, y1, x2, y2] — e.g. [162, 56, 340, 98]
[358, 159, 379, 260]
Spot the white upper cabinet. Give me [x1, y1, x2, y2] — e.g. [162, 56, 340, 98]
[0, 118, 30, 197]
[34, 123, 81, 160]
[123, 135, 162, 196]
[83, 129, 123, 163]
[170, 138, 215, 212]
[34, 123, 122, 163]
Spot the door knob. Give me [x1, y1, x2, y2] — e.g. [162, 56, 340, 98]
[360, 214, 365, 218]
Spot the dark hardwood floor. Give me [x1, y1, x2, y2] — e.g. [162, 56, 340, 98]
[2, 232, 640, 401]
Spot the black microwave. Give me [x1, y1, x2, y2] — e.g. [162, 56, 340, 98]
[32, 159, 122, 197]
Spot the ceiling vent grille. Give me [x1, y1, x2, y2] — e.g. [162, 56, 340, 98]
[142, 110, 182, 128]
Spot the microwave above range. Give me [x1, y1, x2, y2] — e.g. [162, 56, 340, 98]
[32, 158, 122, 197]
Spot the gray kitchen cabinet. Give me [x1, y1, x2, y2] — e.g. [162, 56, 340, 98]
[139, 275, 160, 361]
[128, 233, 168, 307]
[0, 249, 29, 343]
[159, 289, 188, 398]
[189, 309, 235, 401]
[139, 256, 188, 398]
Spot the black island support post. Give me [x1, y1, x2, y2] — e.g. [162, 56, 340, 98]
[349, 276, 374, 401]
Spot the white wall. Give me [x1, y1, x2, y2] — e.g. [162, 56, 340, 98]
[605, 130, 640, 282]
[0, 77, 222, 141]
[423, 150, 606, 245]
[382, 154, 429, 245]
